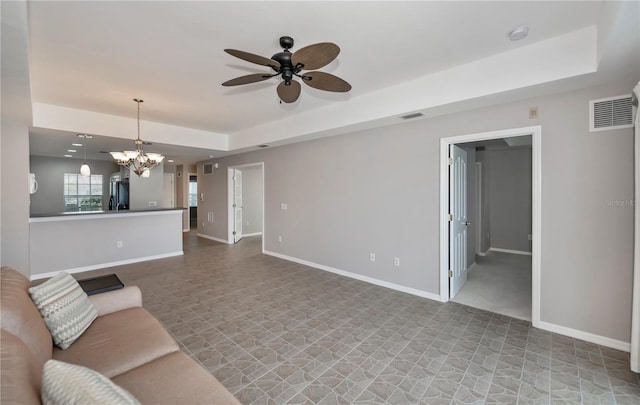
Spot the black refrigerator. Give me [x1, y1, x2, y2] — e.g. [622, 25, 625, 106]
[109, 181, 129, 210]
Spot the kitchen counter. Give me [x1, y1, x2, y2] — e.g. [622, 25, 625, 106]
[29, 209, 184, 279]
[30, 207, 185, 221]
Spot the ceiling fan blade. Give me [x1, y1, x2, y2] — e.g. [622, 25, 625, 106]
[224, 49, 281, 69]
[292, 43, 340, 70]
[222, 73, 271, 87]
[303, 71, 352, 92]
[277, 80, 301, 103]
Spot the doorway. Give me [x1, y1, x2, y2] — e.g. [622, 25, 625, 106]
[227, 163, 264, 248]
[440, 126, 541, 326]
[189, 174, 197, 228]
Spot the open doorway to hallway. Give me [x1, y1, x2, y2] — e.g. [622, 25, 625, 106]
[227, 163, 264, 246]
[453, 137, 533, 319]
[440, 126, 541, 325]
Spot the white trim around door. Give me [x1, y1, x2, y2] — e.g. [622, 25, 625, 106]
[439, 125, 542, 329]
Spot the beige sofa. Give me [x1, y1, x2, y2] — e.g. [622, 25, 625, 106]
[0, 266, 240, 404]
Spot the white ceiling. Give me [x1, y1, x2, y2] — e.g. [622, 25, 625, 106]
[24, 1, 639, 164]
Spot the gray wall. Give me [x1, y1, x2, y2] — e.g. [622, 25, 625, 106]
[463, 146, 477, 268]
[29, 156, 119, 215]
[488, 147, 532, 252]
[241, 166, 263, 235]
[476, 149, 492, 253]
[198, 79, 636, 343]
[128, 163, 164, 210]
[1, 1, 32, 276]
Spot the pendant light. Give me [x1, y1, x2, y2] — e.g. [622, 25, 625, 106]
[78, 134, 92, 176]
[110, 98, 165, 177]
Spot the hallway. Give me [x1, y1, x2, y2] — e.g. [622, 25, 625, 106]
[452, 251, 532, 321]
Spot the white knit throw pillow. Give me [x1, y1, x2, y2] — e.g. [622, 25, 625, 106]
[29, 272, 97, 349]
[41, 360, 140, 405]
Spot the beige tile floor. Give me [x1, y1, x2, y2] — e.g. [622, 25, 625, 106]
[77, 232, 640, 404]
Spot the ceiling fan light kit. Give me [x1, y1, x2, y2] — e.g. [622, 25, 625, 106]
[223, 36, 351, 103]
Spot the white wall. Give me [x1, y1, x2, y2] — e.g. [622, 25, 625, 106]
[198, 79, 637, 345]
[1, 1, 32, 276]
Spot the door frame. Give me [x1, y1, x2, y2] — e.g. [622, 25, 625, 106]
[439, 125, 542, 328]
[227, 162, 265, 252]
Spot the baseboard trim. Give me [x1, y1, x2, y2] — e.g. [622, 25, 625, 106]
[536, 319, 630, 352]
[263, 250, 442, 302]
[197, 233, 232, 244]
[29, 251, 184, 281]
[467, 262, 478, 272]
[489, 247, 532, 256]
[242, 232, 263, 237]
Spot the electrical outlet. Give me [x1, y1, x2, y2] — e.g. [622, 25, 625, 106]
[528, 234, 532, 241]
[117, 241, 123, 248]
[148, 201, 157, 207]
[369, 253, 376, 262]
[394, 257, 400, 267]
[278, 235, 282, 243]
[529, 106, 538, 119]
[280, 203, 288, 210]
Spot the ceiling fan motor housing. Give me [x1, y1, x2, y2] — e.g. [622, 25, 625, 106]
[279, 36, 294, 50]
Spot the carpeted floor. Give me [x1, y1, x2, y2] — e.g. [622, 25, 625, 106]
[452, 251, 532, 321]
[75, 232, 640, 404]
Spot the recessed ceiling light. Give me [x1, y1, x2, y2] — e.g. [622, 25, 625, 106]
[77, 133, 93, 139]
[67, 149, 77, 153]
[64, 154, 73, 158]
[508, 26, 529, 41]
[208, 155, 215, 158]
[167, 159, 174, 163]
[72, 143, 83, 147]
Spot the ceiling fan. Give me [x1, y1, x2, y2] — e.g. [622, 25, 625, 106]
[222, 36, 351, 103]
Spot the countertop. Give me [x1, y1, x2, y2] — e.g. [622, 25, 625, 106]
[30, 207, 186, 219]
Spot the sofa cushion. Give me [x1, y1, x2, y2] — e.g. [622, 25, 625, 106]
[0, 330, 42, 405]
[41, 359, 140, 405]
[29, 272, 98, 350]
[113, 351, 241, 405]
[53, 307, 179, 378]
[0, 266, 53, 367]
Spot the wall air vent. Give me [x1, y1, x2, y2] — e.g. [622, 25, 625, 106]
[400, 112, 424, 120]
[203, 164, 213, 175]
[590, 94, 635, 132]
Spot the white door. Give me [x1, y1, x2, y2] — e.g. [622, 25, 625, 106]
[162, 173, 175, 208]
[450, 145, 468, 298]
[233, 169, 243, 243]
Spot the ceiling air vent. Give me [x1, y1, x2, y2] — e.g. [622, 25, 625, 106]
[203, 164, 213, 175]
[590, 94, 635, 132]
[400, 112, 424, 120]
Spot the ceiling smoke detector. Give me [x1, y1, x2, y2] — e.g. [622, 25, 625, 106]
[508, 26, 529, 41]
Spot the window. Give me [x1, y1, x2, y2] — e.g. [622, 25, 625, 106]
[63, 173, 103, 212]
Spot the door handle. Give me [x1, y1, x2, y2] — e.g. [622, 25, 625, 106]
[464, 221, 471, 226]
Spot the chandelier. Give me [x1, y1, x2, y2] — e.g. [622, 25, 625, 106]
[110, 99, 164, 177]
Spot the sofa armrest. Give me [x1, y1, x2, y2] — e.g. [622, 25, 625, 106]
[88, 286, 142, 316]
